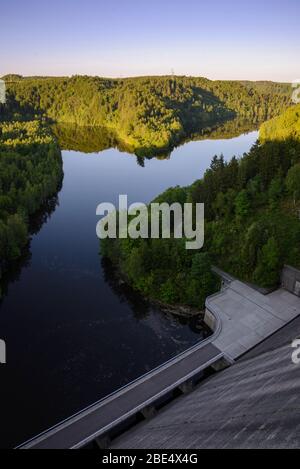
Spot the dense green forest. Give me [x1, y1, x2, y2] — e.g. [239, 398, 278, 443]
[1, 75, 292, 155]
[101, 108, 300, 310]
[0, 120, 63, 276]
[260, 103, 300, 142]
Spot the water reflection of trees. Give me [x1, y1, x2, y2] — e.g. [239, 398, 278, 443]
[0, 192, 61, 301]
[53, 118, 258, 166]
[52, 124, 133, 154]
[101, 256, 210, 338]
[101, 256, 151, 321]
[180, 117, 258, 144]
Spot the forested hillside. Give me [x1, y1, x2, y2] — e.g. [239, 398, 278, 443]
[1, 75, 292, 155]
[260, 103, 300, 142]
[0, 121, 63, 275]
[101, 120, 300, 309]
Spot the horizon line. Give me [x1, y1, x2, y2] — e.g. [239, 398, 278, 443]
[0, 73, 293, 84]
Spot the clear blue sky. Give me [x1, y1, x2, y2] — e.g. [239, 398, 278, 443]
[1, 0, 299, 81]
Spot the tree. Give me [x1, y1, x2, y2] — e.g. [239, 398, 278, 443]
[235, 190, 250, 219]
[187, 252, 219, 308]
[268, 176, 283, 209]
[286, 163, 300, 205]
[253, 237, 281, 287]
[213, 189, 236, 219]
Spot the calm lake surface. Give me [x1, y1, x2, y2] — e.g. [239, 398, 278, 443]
[0, 127, 258, 447]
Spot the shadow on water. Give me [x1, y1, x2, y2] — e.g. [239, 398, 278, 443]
[0, 192, 61, 301]
[101, 256, 211, 337]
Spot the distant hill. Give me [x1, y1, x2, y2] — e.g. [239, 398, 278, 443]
[260, 103, 300, 142]
[0, 75, 292, 156]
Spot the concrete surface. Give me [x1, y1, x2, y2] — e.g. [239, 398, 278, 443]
[206, 280, 300, 360]
[111, 316, 300, 449]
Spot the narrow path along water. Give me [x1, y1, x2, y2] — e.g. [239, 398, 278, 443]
[0, 128, 258, 447]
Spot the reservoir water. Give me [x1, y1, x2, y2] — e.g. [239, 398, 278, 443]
[0, 124, 258, 447]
